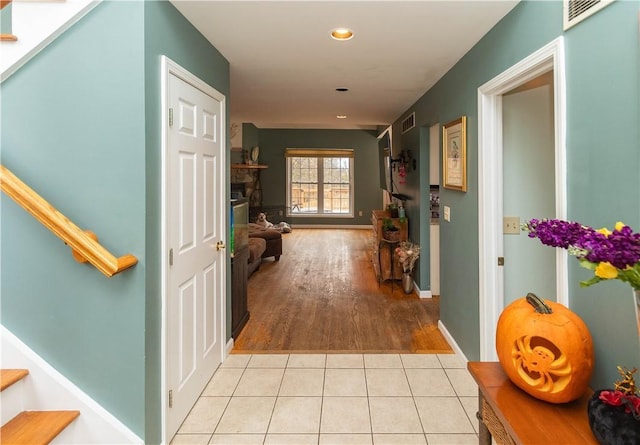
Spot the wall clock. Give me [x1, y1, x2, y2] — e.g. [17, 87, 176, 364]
[250, 146, 260, 163]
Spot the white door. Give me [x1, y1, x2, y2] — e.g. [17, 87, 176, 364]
[165, 61, 226, 438]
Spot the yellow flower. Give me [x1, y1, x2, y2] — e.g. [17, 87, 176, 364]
[597, 227, 612, 236]
[595, 262, 618, 279]
[615, 221, 626, 231]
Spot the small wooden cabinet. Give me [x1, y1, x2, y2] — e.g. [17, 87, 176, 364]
[231, 245, 250, 339]
[371, 210, 408, 280]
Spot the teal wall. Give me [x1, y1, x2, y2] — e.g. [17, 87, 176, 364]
[563, 0, 640, 382]
[1, 0, 147, 434]
[255, 128, 382, 226]
[390, 121, 427, 288]
[0, 2, 12, 35]
[395, 0, 640, 386]
[243, 123, 260, 152]
[143, 2, 230, 442]
[1, 1, 230, 441]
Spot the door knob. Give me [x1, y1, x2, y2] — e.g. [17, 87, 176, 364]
[216, 241, 226, 251]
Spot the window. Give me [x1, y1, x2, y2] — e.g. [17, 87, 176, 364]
[286, 149, 354, 217]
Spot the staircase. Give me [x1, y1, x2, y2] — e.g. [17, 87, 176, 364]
[1, 369, 80, 444]
[1, 0, 98, 82]
[1, 327, 143, 444]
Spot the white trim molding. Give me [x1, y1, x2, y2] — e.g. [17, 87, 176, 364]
[437, 320, 469, 363]
[413, 282, 433, 299]
[1, 0, 101, 82]
[477, 37, 567, 361]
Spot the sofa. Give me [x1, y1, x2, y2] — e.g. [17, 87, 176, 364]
[247, 237, 266, 277]
[247, 223, 283, 277]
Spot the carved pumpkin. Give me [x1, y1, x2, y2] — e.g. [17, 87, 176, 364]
[496, 293, 594, 404]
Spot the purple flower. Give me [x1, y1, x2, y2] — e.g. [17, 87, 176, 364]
[524, 219, 595, 249]
[523, 219, 640, 290]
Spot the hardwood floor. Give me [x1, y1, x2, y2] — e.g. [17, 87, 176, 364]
[233, 228, 452, 354]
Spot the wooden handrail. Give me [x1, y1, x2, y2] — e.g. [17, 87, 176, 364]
[0, 165, 138, 277]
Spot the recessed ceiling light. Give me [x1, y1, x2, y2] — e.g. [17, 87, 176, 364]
[336, 115, 347, 119]
[336, 87, 349, 92]
[330, 28, 354, 41]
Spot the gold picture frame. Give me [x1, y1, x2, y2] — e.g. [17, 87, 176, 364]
[442, 116, 467, 192]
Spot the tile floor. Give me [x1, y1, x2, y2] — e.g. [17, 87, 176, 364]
[170, 353, 480, 445]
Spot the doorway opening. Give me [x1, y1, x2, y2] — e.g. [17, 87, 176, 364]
[477, 37, 567, 361]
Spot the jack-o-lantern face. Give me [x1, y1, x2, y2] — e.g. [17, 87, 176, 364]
[496, 293, 594, 404]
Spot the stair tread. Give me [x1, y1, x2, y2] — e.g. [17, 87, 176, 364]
[1, 410, 80, 445]
[0, 369, 29, 391]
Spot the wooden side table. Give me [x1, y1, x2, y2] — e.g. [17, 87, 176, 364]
[467, 362, 598, 445]
[378, 238, 400, 290]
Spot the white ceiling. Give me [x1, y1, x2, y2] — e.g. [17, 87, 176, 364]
[170, 1, 519, 130]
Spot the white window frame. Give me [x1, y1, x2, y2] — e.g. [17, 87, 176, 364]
[285, 148, 354, 218]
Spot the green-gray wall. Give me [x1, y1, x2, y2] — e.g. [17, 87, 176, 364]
[395, 0, 640, 386]
[1, 0, 147, 434]
[143, 2, 230, 441]
[255, 129, 382, 226]
[1, 1, 229, 442]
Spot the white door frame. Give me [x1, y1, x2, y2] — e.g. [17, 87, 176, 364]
[477, 37, 568, 361]
[160, 55, 227, 443]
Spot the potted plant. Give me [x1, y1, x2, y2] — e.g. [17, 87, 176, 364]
[395, 241, 421, 294]
[382, 218, 400, 242]
[387, 203, 399, 218]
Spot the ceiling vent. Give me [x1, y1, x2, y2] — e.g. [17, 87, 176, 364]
[563, 0, 614, 30]
[401, 112, 415, 134]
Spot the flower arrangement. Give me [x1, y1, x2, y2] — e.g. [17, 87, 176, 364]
[395, 241, 420, 274]
[600, 367, 640, 419]
[588, 367, 640, 444]
[522, 219, 640, 290]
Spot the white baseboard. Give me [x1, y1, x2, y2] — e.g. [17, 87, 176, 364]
[412, 281, 432, 298]
[225, 338, 234, 357]
[1, 325, 143, 444]
[437, 320, 469, 363]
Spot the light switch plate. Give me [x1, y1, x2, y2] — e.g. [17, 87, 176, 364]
[444, 206, 451, 222]
[504, 216, 520, 234]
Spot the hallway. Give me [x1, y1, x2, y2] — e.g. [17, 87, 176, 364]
[233, 229, 451, 353]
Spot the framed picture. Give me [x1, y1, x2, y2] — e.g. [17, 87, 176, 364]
[442, 116, 467, 192]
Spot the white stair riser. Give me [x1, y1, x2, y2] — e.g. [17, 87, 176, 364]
[2, 326, 143, 444]
[51, 417, 78, 444]
[1, 378, 26, 425]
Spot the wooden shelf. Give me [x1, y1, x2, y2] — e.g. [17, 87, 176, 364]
[231, 164, 268, 169]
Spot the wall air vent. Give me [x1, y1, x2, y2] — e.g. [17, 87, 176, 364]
[563, 0, 614, 30]
[401, 112, 415, 134]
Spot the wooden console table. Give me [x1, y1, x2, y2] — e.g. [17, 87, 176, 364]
[371, 210, 408, 280]
[467, 362, 597, 445]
